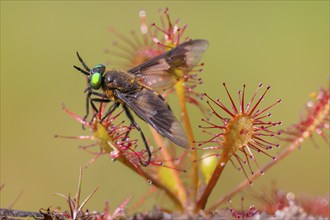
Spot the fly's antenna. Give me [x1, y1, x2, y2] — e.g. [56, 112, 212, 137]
[74, 65, 90, 75]
[76, 52, 90, 72]
[73, 52, 90, 75]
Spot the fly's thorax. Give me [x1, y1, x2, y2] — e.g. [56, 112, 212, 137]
[103, 70, 141, 92]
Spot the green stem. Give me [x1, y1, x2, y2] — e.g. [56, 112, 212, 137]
[195, 154, 229, 211]
[150, 128, 187, 206]
[117, 154, 184, 211]
[175, 80, 198, 207]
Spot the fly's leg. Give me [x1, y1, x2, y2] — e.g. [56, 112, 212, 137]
[101, 102, 120, 122]
[82, 91, 92, 129]
[123, 104, 151, 166]
[89, 98, 112, 124]
[82, 91, 108, 129]
[122, 125, 133, 142]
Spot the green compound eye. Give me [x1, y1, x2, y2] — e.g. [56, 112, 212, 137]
[90, 72, 102, 89]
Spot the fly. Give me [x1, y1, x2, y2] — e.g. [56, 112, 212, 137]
[73, 39, 208, 166]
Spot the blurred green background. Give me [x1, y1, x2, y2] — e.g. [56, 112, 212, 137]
[1, 1, 329, 213]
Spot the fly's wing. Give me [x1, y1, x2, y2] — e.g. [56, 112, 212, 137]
[128, 39, 208, 91]
[114, 88, 189, 148]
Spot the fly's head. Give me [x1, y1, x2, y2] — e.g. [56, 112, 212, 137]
[89, 64, 106, 90]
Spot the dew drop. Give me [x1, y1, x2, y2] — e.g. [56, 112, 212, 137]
[286, 192, 295, 201]
[147, 179, 152, 185]
[139, 10, 146, 17]
[220, 162, 225, 167]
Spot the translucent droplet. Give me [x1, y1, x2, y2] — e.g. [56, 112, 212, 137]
[220, 162, 225, 167]
[139, 10, 146, 17]
[147, 179, 152, 185]
[286, 192, 295, 201]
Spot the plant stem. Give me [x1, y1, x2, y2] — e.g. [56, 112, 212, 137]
[0, 209, 43, 218]
[175, 80, 199, 206]
[206, 137, 302, 212]
[150, 128, 187, 206]
[117, 154, 184, 211]
[195, 153, 229, 211]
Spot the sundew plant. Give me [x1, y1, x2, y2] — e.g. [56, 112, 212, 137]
[51, 8, 329, 219]
[1, 5, 328, 220]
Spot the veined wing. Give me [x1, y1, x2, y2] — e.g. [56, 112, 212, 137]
[128, 39, 208, 91]
[114, 88, 189, 148]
